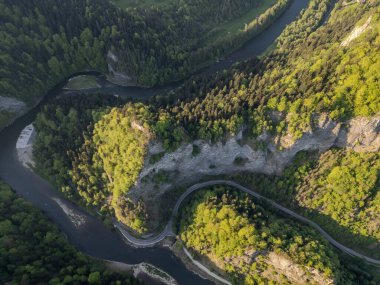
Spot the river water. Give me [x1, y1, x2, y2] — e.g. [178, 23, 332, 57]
[0, 1, 311, 284]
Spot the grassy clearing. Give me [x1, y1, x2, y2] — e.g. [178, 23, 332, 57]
[110, 0, 174, 9]
[64, 75, 99, 90]
[204, 0, 278, 45]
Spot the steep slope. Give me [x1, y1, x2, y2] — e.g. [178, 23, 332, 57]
[158, 0, 379, 143]
[178, 187, 371, 285]
[32, 0, 379, 254]
[0, 0, 287, 130]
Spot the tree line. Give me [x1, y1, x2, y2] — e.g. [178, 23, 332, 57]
[0, 181, 142, 284]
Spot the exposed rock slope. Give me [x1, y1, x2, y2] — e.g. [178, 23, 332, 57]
[130, 113, 380, 199]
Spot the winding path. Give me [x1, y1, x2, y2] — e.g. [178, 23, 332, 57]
[116, 180, 380, 266]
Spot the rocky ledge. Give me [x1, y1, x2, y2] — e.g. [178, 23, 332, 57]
[129, 113, 380, 200]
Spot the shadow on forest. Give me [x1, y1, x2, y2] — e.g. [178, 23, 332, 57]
[229, 172, 380, 262]
[157, 170, 380, 263]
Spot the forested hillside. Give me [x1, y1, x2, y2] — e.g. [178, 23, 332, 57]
[0, 0, 287, 130]
[236, 149, 380, 258]
[0, 181, 141, 284]
[32, 0, 379, 258]
[32, 0, 375, 228]
[156, 0, 379, 142]
[5, 0, 380, 283]
[178, 187, 374, 284]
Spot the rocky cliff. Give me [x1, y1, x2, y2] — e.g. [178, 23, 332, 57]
[129, 113, 380, 200]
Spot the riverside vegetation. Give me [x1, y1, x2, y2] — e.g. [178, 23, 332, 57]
[0, 0, 289, 129]
[17, 0, 380, 283]
[0, 181, 142, 285]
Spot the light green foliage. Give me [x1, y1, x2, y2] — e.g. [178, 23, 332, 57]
[69, 103, 152, 233]
[92, 104, 152, 200]
[160, 0, 380, 142]
[295, 151, 380, 242]
[237, 150, 380, 258]
[267, 4, 380, 134]
[0, 181, 141, 284]
[179, 187, 344, 284]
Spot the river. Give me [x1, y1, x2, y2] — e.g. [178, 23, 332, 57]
[0, 1, 311, 284]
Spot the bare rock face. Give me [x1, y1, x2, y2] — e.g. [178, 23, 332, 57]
[129, 113, 380, 200]
[106, 50, 136, 86]
[264, 252, 335, 285]
[335, 114, 380, 152]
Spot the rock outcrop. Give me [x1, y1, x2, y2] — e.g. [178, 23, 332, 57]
[264, 252, 335, 285]
[129, 113, 380, 200]
[106, 50, 136, 86]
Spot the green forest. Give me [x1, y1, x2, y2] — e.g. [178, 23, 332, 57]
[155, 0, 379, 142]
[235, 149, 380, 258]
[32, 0, 380, 236]
[0, 181, 141, 284]
[0, 0, 289, 130]
[178, 187, 375, 284]
[2, 0, 380, 283]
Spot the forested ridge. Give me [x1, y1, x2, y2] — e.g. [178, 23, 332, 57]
[155, 0, 380, 142]
[0, 0, 288, 129]
[32, 0, 377, 231]
[0, 181, 142, 284]
[30, 0, 380, 273]
[178, 187, 376, 284]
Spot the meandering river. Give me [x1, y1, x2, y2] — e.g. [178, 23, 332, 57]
[0, 1, 312, 284]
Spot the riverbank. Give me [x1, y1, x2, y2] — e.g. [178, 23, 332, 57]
[106, 260, 177, 285]
[63, 75, 102, 90]
[0, 2, 324, 284]
[16, 124, 36, 169]
[171, 242, 232, 285]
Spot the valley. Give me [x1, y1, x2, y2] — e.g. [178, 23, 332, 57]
[0, 0, 379, 284]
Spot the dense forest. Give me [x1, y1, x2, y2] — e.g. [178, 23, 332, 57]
[0, 0, 289, 130]
[0, 181, 142, 284]
[33, 95, 155, 232]
[8, 0, 380, 283]
[178, 186, 375, 284]
[32, 0, 379, 232]
[235, 149, 380, 258]
[155, 0, 379, 143]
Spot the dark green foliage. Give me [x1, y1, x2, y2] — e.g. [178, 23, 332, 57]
[33, 94, 123, 192]
[0, 0, 287, 115]
[0, 181, 141, 284]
